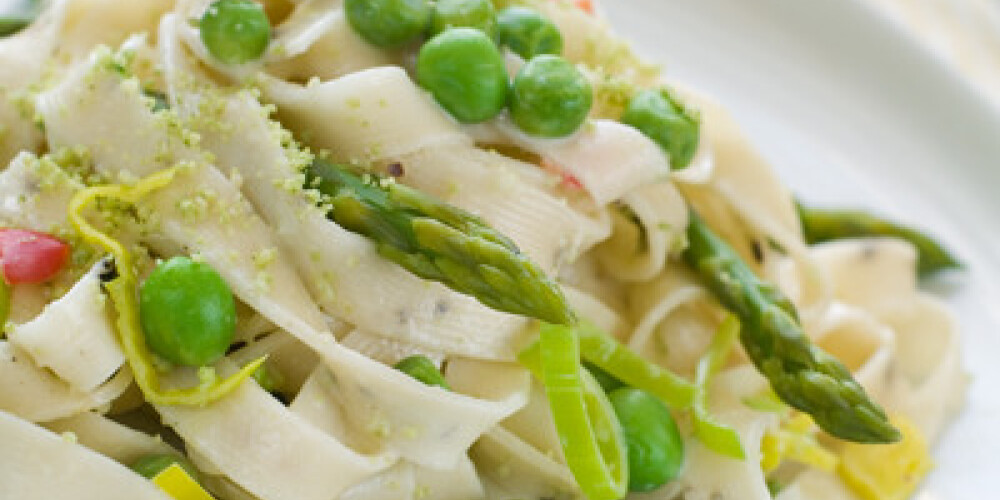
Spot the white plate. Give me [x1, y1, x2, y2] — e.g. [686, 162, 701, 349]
[603, 0, 1000, 497]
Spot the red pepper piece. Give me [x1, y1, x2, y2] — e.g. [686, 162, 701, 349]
[0, 229, 71, 284]
[574, 0, 595, 14]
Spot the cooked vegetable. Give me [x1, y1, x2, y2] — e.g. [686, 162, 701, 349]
[572, 0, 595, 15]
[576, 321, 694, 409]
[140, 257, 237, 367]
[345, 0, 431, 47]
[683, 212, 900, 443]
[691, 315, 745, 459]
[608, 387, 684, 492]
[68, 169, 265, 406]
[496, 6, 563, 60]
[620, 88, 700, 170]
[394, 354, 450, 390]
[510, 55, 592, 137]
[796, 202, 961, 277]
[430, 0, 497, 37]
[837, 416, 932, 500]
[0, 229, 70, 285]
[252, 363, 285, 394]
[199, 0, 271, 65]
[417, 28, 508, 123]
[760, 413, 838, 473]
[521, 321, 742, 459]
[151, 463, 216, 500]
[144, 89, 170, 112]
[131, 454, 200, 481]
[0, 0, 41, 37]
[530, 322, 629, 500]
[585, 361, 624, 394]
[305, 160, 574, 325]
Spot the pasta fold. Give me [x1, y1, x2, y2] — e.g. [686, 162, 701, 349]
[44, 410, 178, 464]
[0, 341, 131, 422]
[0, 410, 173, 500]
[156, 371, 393, 500]
[10, 261, 124, 392]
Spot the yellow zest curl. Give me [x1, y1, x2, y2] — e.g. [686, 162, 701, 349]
[837, 416, 932, 500]
[68, 168, 265, 406]
[152, 463, 216, 500]
[761, 413, 838, 473]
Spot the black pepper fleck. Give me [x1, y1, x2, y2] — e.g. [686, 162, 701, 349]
[386, 162, 405, 177]
[861, 244, 879, 261]
[434, 300, 450, 316]
[750, 240, 764, 264]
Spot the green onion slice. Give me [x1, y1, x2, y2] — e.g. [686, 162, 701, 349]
[577, 321, 695, 408]
[520, 322, 629, 500]
[521, 321, 695, 409]
[691, 315, 745, 459]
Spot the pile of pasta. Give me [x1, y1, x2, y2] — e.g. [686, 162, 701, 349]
[0, 0, 966, 499]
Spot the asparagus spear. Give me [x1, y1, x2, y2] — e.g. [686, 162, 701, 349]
[683, 212, 900, 443]
[305, 160, 575, 325]
[796, 202, 961, 277]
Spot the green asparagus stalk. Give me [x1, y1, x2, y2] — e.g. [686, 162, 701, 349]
[683, 212, 900, 443]
[305, 160, 575, 325]
[796, 202, 961, 277]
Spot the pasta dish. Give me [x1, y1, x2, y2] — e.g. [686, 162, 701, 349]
[0, 0, 967, 499]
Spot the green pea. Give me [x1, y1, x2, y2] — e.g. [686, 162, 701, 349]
[345, 0, 431, 48]
[130, 454, 200, 481]
[608, 387, 684, 492]
[431, 0, 497, 38]
[509, 55, 592, 137]
[140, 257, 236, 367]
[252, 362, 285, 394]
[496, 7, 562, 60]
[394, 355, 450, 390]
[199, 0, 271, 65]
[417, 28, 508, 123]
[620, 88, 700, 170]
